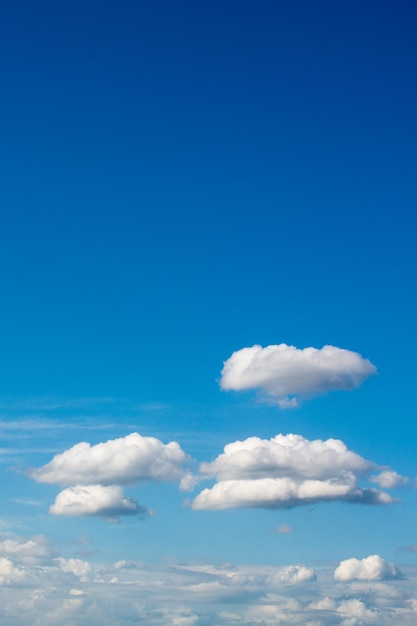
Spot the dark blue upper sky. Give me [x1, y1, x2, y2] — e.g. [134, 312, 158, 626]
[0, 0, 416, 408]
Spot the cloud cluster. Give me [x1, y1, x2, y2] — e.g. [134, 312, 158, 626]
[220, 344, 376, 407]
[192, 434, 395, 510]
[30, 433, 188, 519]
[0, 536, 415, 626]
[334, 555, 401, 581]
[28, 427, 406, 519]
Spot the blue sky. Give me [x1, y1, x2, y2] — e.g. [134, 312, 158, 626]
[1, 1, 417, 623]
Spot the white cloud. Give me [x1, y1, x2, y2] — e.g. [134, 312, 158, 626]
[334, 555, 402, 581]
[336, 598, 378, 620]
[199, 434, 374, 481]
[192, 434, 395, 510]
[220, 343, 376, 407]
[0, 557, 26, 584]
[370, 470, 409, 488]
[0, 535, 56, 564]
[30, 432, 188, 486]
[69, 588, 86, 596]
[57, 558, 93, 581]
[308, 596, 336, 611]
[266, 565, 315, 585]
[179, 472, 200, 492]
[192, 476, 392, 510]
[49, 485, 149, 519]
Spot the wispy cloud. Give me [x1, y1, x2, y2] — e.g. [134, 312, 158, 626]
[11, 497, 43, 508]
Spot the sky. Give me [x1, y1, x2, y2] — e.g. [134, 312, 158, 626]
[0, 0, 417, 623]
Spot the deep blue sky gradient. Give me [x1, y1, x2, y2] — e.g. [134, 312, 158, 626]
[0, 0, 416, 575]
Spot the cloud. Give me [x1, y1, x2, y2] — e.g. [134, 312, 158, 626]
[0, 535, 56, 564]
[220, 344, 376, 407]
[191, 433, 396, 510]
[192, 477, 392, 510]
[49, 485, 149, 519]
[275, 524, 294, 534]
[57, 558, 93, 580]
[266, 564, 315, 585]
[370, 470, 409, 488]
[199, 434, 374, 481]
[0, 557, 26, 584]
[334, 555, 402, 581]
[308, 596, 336, 611]
[29, 432, 189, 486]
[179, 472, 200, 492]
[336, 598, 378, 620]
[0, 543, 414, 625]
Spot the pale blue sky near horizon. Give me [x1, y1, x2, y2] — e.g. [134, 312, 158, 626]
[0, 1, 416, 623]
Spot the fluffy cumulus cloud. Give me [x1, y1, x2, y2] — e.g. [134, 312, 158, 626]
[334, 555, 402, 581]
[220, 343, 376, 407]
[199, 434, 373, 481]
[30, 432, 189, 486]
[192, 434, 396, 510]
[49, 485, 149, 519]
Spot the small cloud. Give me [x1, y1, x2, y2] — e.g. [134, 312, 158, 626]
[274, 524, 294, 534]
[370, 470, 409, 488]
[69, 588, 86, 596]
[220, 343, 376, 407]
[57, 557, 93, 580]
[179, 472, 199, 492]
[0, 557, 26, 583]
[309, 596, 336, 611]
[266, 564, 315, 585]
[334, 555, 402, 581]
[49, 485, 149, 520]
